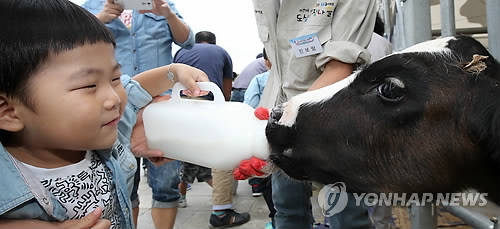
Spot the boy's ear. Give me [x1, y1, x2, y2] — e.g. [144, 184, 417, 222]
[0, 95, 24, 132]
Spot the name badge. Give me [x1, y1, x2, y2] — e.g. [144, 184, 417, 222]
[289, 33, 323, 58]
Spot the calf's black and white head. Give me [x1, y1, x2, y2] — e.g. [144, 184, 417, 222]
[266, 36, 500, 203]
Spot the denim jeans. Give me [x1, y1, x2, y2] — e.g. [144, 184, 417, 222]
[272, 169, 314, 228]
[230, 89, 246, 102]
[272, 170, 372, 229]
[326, 193, 372, 229]
[145, 160, 181, 208]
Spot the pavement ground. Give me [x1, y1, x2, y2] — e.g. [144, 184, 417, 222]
[136, 167, 500, 229]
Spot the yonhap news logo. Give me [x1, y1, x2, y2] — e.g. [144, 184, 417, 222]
[318, 182, 488, 216]
[317, 182, 348, 217]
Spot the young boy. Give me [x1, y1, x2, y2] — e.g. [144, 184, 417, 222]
[0, 0, 208, 228]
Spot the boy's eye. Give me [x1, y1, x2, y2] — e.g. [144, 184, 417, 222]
[78, 84, 97, 90]
[112, 77, 121, 85]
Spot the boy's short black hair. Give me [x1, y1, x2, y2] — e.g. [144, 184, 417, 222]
[195, 31, 216, 45]
[0, 0, 115, 108]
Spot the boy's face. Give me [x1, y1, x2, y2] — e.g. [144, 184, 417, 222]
[17, 42, 127, 151]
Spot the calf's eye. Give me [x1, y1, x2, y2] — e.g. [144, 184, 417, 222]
[377, 77, 406, 102]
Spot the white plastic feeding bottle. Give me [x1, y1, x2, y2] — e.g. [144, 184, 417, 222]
[142, 82, 270, 170]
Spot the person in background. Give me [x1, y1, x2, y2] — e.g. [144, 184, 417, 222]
[243, 51, 270, 198]
[244, 49, 271, 109]
[367, 15, 393, 64]
[82, 0, 195, 228]
[173, 30, 249, 228]
[173, 30, 234, 208]
[244, 48, 275, 229]
[230, 54, 268, 103]
[174, 31, 233, 101]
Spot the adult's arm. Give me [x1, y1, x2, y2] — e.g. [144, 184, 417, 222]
[311, 0, 377, 90]
[222, 49, 234, 101]
[309, 60, 353, 91]
[143, 0, 193, 47]
[223, 78, 232, 101]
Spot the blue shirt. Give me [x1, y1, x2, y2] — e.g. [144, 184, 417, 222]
[174, 43, 233, 91]
[0, 75, 152, 229]
[244, 71, 269, 108]
[82, 0, 195, 76]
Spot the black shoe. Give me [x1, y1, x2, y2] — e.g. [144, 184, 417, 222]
[251, 184, 263, 197]
[209, 209, 250, 228]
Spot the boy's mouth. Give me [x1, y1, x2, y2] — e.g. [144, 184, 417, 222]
[103, 117, 120, 126]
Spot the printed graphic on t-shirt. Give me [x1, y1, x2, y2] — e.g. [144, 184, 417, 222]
[39, 153, 121, 228]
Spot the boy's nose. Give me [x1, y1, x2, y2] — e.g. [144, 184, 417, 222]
[104, 89, 121, 110]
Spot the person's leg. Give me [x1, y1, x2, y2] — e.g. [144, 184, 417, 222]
[151, 208, 177, 229]
[272, 169, 314, 229]
[145, 159, 181, 229]
[178, 180, 188, 208]
[179, 162, 198, 208]
[261, 176, 275, 225]
[211, 169, 234, 210]
[210, 169, 250, 228]
[230, 89, 246, 103]
[131, 157, 141, 228]
[369, 205, 394, 229]
[249, 177, 265, 197]
[179, 181, 188, 197]
[195, 165, 212, 187]
[326, 193, 372, 229]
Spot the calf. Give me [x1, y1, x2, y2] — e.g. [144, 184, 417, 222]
[266, 36, 500, 204]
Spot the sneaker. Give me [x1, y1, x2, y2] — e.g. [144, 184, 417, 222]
[264, 222, 274, 229]
[251, 184, 263, 197]
[178, 195, 187, 208]
[209, 209, 250, 228]
[187, 183, 192, 191]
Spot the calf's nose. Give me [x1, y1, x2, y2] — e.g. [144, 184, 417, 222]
[269, 105, 283, 124]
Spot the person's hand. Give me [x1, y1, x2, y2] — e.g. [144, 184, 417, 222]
[131, 95, 174, 167]
[58, 208, 110, 229]
[96, 0, 124, 24]
[233, 107, 271, 180]
[170, 63, 210, 97]
[139, 0, 175, 19]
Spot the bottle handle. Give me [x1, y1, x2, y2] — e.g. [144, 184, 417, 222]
[171, 82, 225, 103]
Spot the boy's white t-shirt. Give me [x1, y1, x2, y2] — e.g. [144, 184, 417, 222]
[22, 151, 121, 228]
